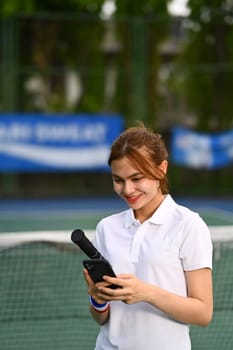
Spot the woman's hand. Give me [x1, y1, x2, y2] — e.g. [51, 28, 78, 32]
[96, 269, 213, 326]
[83, 268, 113, 304]
[97, 274, 147, 304]
[83, 268, 112, 325]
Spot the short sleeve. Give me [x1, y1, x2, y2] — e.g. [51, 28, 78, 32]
[179, 213, 213, 271]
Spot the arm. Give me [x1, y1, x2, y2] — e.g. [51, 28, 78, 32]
[97, 267, 213, 326]
[83, 268, 110, 325]
[89, 299, 110, 325]
[145, 268, 213, 326]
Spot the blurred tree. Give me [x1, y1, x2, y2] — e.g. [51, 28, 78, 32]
[0, 0, 104, 16]
[0, 0, 172, 126]
[114, 0, 170, 127]
[1, 1, 232, 198]
[0, 0, 108, 112]
[115, 0, 167, 15]
[175, 0, 233, 131]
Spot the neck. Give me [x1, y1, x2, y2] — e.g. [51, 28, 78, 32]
[134, 194, 165, 223]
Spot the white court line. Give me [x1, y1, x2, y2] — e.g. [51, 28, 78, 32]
[0, 227, 233, 249]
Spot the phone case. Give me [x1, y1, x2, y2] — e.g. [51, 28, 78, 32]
[83, 259, 119, 289]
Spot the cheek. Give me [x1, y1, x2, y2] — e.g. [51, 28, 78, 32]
[144, 180, 160, 194]
[113, 182, 121, 194]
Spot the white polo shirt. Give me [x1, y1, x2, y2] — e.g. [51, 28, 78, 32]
[93, 195, 213, 350]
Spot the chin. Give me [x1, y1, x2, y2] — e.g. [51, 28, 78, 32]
[129, 202, 144, 210]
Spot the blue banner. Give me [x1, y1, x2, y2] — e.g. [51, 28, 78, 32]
[0, 113, 124, 172]
[171, 127, 233, 169]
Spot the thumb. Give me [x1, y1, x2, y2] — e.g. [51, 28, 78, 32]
[117, 273, 134, 279]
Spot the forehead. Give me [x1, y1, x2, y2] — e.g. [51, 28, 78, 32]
[111, 157, 141, 176]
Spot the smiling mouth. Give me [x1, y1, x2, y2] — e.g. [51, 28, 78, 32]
[125, 194, 141, 204]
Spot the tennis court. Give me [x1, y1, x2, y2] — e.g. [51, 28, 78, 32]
[0, 196, 232, 232]
[0, 197, 232, 350]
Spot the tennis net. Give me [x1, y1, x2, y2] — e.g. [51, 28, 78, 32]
[0, 227, 233, 350]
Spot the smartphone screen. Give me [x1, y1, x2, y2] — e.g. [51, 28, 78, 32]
[83, 259, 119, 289]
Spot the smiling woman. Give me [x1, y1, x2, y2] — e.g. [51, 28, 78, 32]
[82, 124, 213, 350]
[110, 156, 166, 222]
[108, 127, 169, 196]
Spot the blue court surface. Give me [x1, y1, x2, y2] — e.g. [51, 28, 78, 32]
[0, 196, 232, 232]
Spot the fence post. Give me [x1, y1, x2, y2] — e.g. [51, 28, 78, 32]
[1, 16, 18, 112]
[1, 17, 19, 196]
[130, 17, 147, 126]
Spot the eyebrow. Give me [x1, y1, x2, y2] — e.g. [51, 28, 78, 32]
[111, 172, 143, 180]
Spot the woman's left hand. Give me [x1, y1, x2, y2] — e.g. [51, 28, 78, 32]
[97, 274, 147, 304]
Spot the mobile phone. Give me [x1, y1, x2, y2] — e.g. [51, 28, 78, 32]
[83, 259, 119, 289]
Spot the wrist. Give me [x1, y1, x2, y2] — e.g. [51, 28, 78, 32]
[90, 296, 110, 313]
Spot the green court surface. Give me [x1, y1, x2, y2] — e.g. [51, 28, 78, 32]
[0, 245, 99, 350]
[0, 238, 233, 350]
[0, 197, 232, 233]
[0, 212, 102, 232]
[0, 197, 232, 350]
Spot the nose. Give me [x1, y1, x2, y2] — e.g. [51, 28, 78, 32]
[122, 180, 134, 195]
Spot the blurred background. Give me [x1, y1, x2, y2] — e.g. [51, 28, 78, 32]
[0, 0, 232, 198]
[0, 1, 233, 350]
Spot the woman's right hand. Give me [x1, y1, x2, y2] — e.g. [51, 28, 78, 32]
[83, 268, 110, 325]
[83, 268, 108, 304]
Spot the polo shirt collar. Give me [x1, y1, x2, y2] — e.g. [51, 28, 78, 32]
[125, 208, 140, 228]
[149, 194, 175, 224]
[124, 194, 176, 227]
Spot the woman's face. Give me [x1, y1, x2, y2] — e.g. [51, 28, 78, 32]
[111, 157, 167, 222]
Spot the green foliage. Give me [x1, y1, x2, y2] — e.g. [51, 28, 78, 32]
[173, 0, 233, 130]
[115, 0, 168, 16]
[0, 0, 104, 17]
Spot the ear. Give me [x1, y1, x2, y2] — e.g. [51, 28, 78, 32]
[159, 160, 168, 175]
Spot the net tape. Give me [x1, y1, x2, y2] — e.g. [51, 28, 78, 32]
[0, 226, 233, 250]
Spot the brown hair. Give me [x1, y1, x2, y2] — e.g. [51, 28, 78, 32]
[108, 125, 169, 194]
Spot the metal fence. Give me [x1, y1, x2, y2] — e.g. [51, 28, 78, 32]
[0, 14, 202, 126]
[0, 14, 232, 197]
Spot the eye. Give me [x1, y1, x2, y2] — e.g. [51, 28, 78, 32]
[132, 176, 144, 182]
[112, 177, 123, 184]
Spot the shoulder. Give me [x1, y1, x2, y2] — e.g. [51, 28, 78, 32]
[170, 197, 206, 226]
[173, 201, 212, 251]
[96, 209, 130, 231]
[168, 200, 213, 269]
[94, 209, 130, 258]
[166, 197, 211, 247]
[165, 195, 206, 228]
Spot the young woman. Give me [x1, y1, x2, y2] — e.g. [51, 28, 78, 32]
[84, 125, 213, 350]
